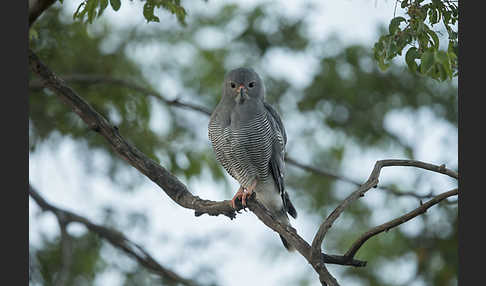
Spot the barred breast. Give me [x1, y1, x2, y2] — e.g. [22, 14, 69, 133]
[208, 109, 274, 189]
[208, 116, 238, 181]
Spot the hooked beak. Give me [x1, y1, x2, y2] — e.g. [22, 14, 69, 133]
[235, 85, 248, 103]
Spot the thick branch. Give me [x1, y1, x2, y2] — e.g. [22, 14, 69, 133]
[344, 188, 458, 259]
[29, 184, 200, 286]
[310, 159, 458, 263]
[29, 49, 237, 219]
[246, 200, 341, 286]
[28, 50, 367, 277]
[29, 0, 57, 27]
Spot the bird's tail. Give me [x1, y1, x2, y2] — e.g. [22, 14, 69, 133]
[274, 211, 296, 252]
[279, 234, 295, 251]
[254, 180, 296, 251]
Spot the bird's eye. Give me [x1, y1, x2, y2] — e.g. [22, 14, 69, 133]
[248, 81, 256, 88]
[230, 82, 236, 89]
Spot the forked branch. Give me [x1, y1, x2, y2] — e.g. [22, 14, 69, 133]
[30, 74, 440, 200]
[344, 188, 458, 259]
[28, 49, 366, 286]
[29, 50, 458, 286]
[310, 160, 458, 264]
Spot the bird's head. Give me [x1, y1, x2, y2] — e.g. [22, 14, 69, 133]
[223, 67, 264, 104]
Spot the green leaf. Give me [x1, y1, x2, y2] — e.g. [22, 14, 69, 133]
[436, 50, 452, 80]
[447, 28, 458, 40]
[417, 30, 430, 50]
[389, 16, 406, 34]
[420, 49, 435, 74]
[437, 63, 447, 81]
[425, 25, 440, 48]
[98, 0, 109, 17]
[377, 56, 391, 71]
[396, 32, 412, 54]
[143, 2, 160, 23]
[86, 0, 99, 23]
[443, 10, 451, 23]
[109, 0, 121, 11]
[405, 47, 419, 73]
[429, 8, 438, 24]
[447, 41, 457, 61]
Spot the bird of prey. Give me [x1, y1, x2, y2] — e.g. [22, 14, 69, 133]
[208, 67, 297, 251]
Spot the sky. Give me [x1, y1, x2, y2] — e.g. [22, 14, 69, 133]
[29, 1, 458, 286]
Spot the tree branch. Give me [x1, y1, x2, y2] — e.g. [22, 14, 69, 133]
[29, 0, 57, 27]
[29, 184, 200, 286]
[30, 74, 445, 201]
[29, 50, 238, 220]
[310, 159, 458, 264]
[246, 199, 341, 286]
[29, 49, 460, 284]
[28, 49, 367, 285]
[344, 188, 458, 259]
[29, 74, 212, 115]
[285, 156, 436, 199]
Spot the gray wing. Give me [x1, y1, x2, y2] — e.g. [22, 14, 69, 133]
[263, 102, 287, 146]
[263, 102, 297, 219]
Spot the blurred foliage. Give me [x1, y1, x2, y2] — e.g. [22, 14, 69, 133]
[302, 43, 457, 151]
[122, 266, 174, 286]
[29, 7, 224, 188]
[374, 0, 458, 81]
[34, 231, 105, 285]
[29, 1, 457, 286]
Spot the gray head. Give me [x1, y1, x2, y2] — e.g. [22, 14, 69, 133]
[223, 67, 265, 103]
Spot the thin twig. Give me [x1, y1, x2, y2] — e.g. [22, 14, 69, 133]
[310, 159, 458, 264]
[393, 0, 399, 18]
[285, 157, 436, 199]
[30, 74, 444, 201]
[29, 74, 212, 115]
[344, 188, 458, 258]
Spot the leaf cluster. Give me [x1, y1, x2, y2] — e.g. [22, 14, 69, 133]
[374, 0, 458, 81]
[71, 0, 187, 24]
